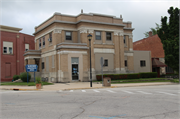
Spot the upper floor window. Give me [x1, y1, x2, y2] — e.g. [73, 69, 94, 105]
[25, 44, 29, 51]
[106, 32, 111, 41]
[43, 36, 45, 47]
[3, 41, 13, 54]
[140, 60, 146, 67]
[66, 31, 72, 40]
[124, 36, 126, 44]
[95, 31, 101, 40]
[39, 38, 41, 49]
[48, 32, 52, 42]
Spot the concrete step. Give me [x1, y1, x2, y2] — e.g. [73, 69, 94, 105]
[13, 79, 22, 83]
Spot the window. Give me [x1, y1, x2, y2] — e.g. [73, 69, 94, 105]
[48, 32, 52, 42]
[3, 47, 7, 53]
[39, 38, 41, 49]
[104, 59, 108, 66]
[66, 31, 72, 40]
[140, 60, 146, 67]
[25, 44, 29, 51]
[106, 32, 111, 41]
[95, 31, 101, 40]
[3, 41, 13, 54]
[42, 62, 44, 69]
[125, 60, 127, 67]
[43, 36, 45, 47]
[9, 47, 12, 54]
[124, 36, 126, 44]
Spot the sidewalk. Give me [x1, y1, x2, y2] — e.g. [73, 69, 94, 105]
[0, 82, 176, 91]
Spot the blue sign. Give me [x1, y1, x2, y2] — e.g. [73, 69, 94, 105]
[25, 65, 38, 72]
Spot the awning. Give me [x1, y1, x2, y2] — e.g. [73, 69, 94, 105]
[152, 59, 167, 67]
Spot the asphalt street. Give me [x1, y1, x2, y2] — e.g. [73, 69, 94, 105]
[1, 85, 180, 119]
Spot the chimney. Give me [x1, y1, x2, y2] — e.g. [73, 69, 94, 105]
[149, 31, 152, 37]
[120, 15, 122, 18]
[81, 9, 83, 13]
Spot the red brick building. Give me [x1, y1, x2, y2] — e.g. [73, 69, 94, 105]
[1, 25, 35, 82]
[133, 31, 173, 77]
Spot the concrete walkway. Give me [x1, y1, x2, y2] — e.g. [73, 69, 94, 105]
[0, 82, 176, 91]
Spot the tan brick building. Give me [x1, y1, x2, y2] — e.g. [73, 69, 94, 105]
[24, 11, 136, 82]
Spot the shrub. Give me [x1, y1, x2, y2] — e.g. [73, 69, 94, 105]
[13, 75, 19, 81]
[20, 72, 31, 82]
[36, 77, 42, 84]
[140, 72, 157, 78]
[96, 73, 140, 81]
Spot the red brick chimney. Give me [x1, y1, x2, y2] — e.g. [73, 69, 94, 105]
[149, 31, 152, 37]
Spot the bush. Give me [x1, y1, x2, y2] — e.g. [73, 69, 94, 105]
[20, 72, 31, 82]
[96, 73, 140, 81]
[13, 75, 19, 81]
[36, 77, 42, 84]
[140, 72, 157, 78]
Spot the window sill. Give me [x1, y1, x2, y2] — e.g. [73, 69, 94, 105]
[49, 44, 53, 47]
[3, 53, 14, 55]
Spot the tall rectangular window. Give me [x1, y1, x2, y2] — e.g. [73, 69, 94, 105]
[66, 31, 72, 40]
[39, 38, 41, 49]
[48, 32, 52, 42]
[95, 31, 101, 40]
[106, 32, 111, 41]
[42, 62, 44, 69]
[140, 60, 146, 67]
[104, 59, 108, 66]
[43, 36, 45, 47]
[125, 60, 127, 67]
[25, 44, 29, 51]
[124, 36, 126, 44]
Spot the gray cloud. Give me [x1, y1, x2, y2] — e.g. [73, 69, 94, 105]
[1, 0, 179, 41]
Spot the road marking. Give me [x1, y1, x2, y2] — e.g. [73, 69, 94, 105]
[106, 90, 116, 93]
[93, 90, 100, 92]
[82, 90, 86, 92]
[157, 91, 177, 96]
[69, 90, 73, 92]
[121, 90, 134, 94]
[136, 91, 152, 94]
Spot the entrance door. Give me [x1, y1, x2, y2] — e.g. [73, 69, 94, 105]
[72, 64, 79, 80]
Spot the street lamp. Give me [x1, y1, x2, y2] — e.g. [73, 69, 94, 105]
[87, 34, 92, 87]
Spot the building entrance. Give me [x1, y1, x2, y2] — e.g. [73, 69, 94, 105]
[72, 64, 78, 80]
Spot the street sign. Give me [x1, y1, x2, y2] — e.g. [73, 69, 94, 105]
[25, 65, 38, 72]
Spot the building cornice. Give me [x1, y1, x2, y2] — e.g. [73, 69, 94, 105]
[57, 42, 87, 46]
[56, 45, 89, 50]
[0, 25, 22, 33]
[33, 20, 127, 35]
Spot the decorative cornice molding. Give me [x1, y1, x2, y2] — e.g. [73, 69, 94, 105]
[119, 31, 124, 36]
[129, 35, 133, 39]
[114, 31, 119, 36]
[88, 29, 94, 34]
[80, 29, 87, 33]
[54, 29, 62, 34]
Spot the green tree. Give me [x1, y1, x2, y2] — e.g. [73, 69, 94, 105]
[157, 7, 179, 72]
[144, 23, 161, 37]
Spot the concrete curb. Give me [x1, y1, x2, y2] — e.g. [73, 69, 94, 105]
[0, 88, 40, 91]
[62, 83, 176, 91]
[0, 82, 176, 91]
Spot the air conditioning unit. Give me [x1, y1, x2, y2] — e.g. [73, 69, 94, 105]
[48, 38, 52, 42]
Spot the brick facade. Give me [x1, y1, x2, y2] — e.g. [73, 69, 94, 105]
[1, 25, 35, 82]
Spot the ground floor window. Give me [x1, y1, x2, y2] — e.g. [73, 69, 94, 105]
[104, 59, 108, 66]
[140, 60, 146, 67]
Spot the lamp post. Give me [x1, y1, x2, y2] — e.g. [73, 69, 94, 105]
[87, 34, 92, 87]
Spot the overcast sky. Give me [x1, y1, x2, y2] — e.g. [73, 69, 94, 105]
[0, 0, 179, 42]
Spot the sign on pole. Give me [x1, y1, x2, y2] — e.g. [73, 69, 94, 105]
[25, 65, 38, 83]
[100, 57, 104, 86]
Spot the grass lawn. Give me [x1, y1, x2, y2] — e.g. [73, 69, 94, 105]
[1, 82, 53, 86]
[111, 80, 172, 84]
[93, 78, 167, 82]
